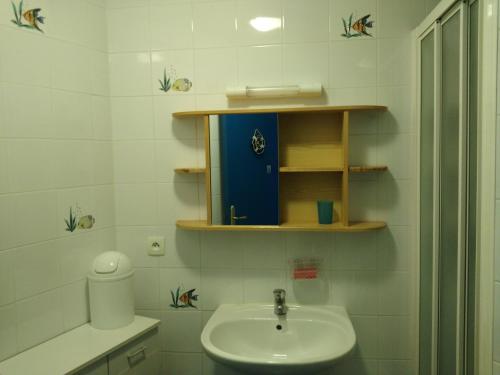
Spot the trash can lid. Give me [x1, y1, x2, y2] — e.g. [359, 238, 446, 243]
[89, 251, 133, 279]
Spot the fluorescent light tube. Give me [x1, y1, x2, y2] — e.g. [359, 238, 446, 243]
[226, 84, 322, 99]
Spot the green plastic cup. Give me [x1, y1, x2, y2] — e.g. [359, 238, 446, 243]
[317, 200, 334, 224]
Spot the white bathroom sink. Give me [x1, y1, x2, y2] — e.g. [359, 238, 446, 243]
[201, 304, 356, 374]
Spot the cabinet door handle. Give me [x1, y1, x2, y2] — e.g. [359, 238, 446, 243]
[230, 205, 247, 225]
[233, 215, 247, 220]
[127, 345, 147, 365]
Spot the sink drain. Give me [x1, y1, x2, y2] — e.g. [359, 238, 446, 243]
[276, 324, 282, 330]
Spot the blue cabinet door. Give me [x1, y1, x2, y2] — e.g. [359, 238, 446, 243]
[219, 113, 279, 225]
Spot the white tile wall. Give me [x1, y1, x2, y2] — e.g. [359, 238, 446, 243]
[107, 6, 150, 52]
[104, 0, 420, 373]
[0, 304, 17, 360]
[150, 3, 193, 51]
[494, 9, 500, 371]
[238, 45, 283, 86]
[111, 97, 155, 140]
[0, 0, 115, 360]
[163, 352, 203, 375]
[0, 251, 15, 307]
[0, 0, 423, 372]
[14, 241, 62, 300]
[193, 1, 237, 48]
[330, 39, 377, 89]
[162, 310, 203, 352]
[283, 42, 330, 88]
[236, 0, 282, 46]
[108, 52, 152, 96]
[283, 0, 330, 43]
[194, 48, 238, 95]
[1, 84, 53, 138]
[60, 279, 90, 331]
[15, 289, 64, 352]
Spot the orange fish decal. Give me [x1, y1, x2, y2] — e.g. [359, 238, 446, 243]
[23, 8, 45, 32]
[351, 15, 374, 36]
[179, 289, 198, 307]
[341, 14, 374, 38]
[170, 287, 198, 308]
[11, 1, 45, 33]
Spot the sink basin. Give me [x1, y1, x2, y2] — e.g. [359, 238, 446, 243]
[201, 304, 356, 374]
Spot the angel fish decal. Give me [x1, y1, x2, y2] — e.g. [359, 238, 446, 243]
[342, 14, 374, 38]
[11, 1, 45, 33]
[22, 8, 44, 32]
[170, 287, 198, 309]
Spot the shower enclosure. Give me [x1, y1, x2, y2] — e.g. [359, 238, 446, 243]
[417, 0, 478, 374]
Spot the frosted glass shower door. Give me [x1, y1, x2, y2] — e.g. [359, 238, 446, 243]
[417, 1, 477, 374]
[438, 9, 463, 375]
[419, 27, 435, 375]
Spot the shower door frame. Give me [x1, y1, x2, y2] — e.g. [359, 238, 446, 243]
[414, 0, 488, 374]
[475, 0, 498, 373]
[414, 0, 498, 374]
[415, 19, 441, 375]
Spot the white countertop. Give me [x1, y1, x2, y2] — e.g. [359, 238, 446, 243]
[0, 315, 160, 375]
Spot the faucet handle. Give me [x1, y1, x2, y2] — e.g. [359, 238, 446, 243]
[273, 289, 286, 299]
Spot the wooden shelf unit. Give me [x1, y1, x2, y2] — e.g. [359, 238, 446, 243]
[278, 111, 349, 226]
[175, 165, 388, 174]
[349, 165, 388, 173]
[174, 167, 206, 174]
[172, 105, 387, 118]
[177, 220, 386, 232]
[279, 167, 343, 173]
[172, 105, 388, 232]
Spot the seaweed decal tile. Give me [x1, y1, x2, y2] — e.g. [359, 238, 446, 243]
[158, 65, 192, 93]
[341, 14, 373, 38]
[64, 204, 95, 233]
[159, 68, 171, 92]
[65, 207, 78, 232]
[11, 0, 45, 33]
[170, 286, 198, 309]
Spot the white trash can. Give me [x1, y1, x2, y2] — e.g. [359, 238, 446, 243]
[88, 251, 135, 330]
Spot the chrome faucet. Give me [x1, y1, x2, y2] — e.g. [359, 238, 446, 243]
[273, 289, 288, 316]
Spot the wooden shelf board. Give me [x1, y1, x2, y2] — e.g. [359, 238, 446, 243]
[173, 105, 387, 118]
[279, 166, 343, 173]
[176, 220, 386, 232]
[349, 165, 388, 173]
[174, 167, 206, 174]
[174, 166, 387, 174]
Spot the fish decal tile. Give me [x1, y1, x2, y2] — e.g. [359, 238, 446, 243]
[78, 215, 95, 229]
[172, 78, 192, 92]
[170, 286, 198, 309]
[64, 205, 95, 233]
[10, 0, 45, 33]
[158, 66, 192, 93]
[341, 14, 374, 38]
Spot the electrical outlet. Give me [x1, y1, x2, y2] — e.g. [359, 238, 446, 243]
[147, 236, 165, 256]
